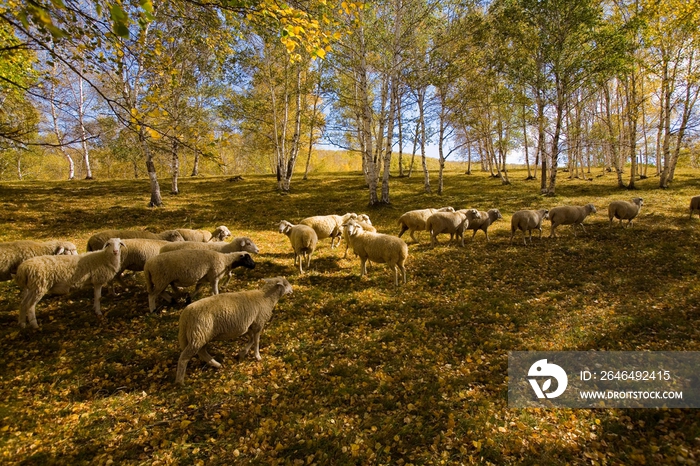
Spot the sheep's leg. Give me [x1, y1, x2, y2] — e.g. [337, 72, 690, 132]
[197, 345, 221, 369]
[360, 257, 367, 277]
[484, 230, 490, 242]
[298, 252, 304, 274]
[538, 227, 542, 241]
[398, 262, 407, 284]
[306, 251, 312, 270]
[20, 288, 42, 329]
[252, 331, 263, 361]
[409, 229, 419, 243]
[238, 324, 261, 359]
[176, 345, 200, 385]
[509, 230, 515, 245]
[93, 284, 103, 317]
[549, 224, 557, 238]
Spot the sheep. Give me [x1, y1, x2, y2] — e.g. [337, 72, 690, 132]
[14, 238, 125, 329]
[108, 238, 172, 292]
[176, 226, 231, 243]
[426, 209, 481, 247]
[87, 229, 184, 251]
[465, 209, 503, 242]
[0, 240, 78, 282]
[144, 250, 256, 312]
[175, 276, 293, 385]
[159, 237, 260, 255]
[278, 220, 318, 274]
[342, 215, 376, 259]
[608, 198, 644, 228]
[342, 219, 408, 286]
[549, 204, 597, 238]
[510, 209, 549, 245]
[300, 213, 356, 248]
[691, 196, 700, 219]
[397, 207, 455, 243]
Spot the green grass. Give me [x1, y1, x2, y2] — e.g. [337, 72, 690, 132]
[1, 167, 700, 464]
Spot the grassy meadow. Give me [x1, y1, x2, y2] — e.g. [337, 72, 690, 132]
[1, 167, 700, 464]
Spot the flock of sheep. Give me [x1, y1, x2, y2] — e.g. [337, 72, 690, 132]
[0, 193, 687, 384]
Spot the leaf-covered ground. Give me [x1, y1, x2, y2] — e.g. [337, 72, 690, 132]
[1, 168, 700, 465]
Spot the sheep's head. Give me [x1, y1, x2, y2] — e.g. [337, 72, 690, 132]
[263, 276, 293, 297]
[103, 238, 124, 257]
[56, 241, 78, 255]
[278, 221, 293, 235]
[162, 230, 185, 242]
[340, 213, 358, 223]
[466, 209, 481, 220]
[238, 237, 259, 254]
[541, 209, 550, 220]
[342, 219, 363, 237]
[438, 206, 455, 212]
[232, 252, 256, 270]
[213, 226, 232, 241]
[357, 214, 372, 224]
[632, 197, 644, 207]
[587, 204, 597, 214]
[489, 209, 503, 221]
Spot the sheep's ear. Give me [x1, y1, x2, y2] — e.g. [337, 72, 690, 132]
[120, 241, 127, 249]
[241, 239, 246, 247]
[55, 246, 65, 255]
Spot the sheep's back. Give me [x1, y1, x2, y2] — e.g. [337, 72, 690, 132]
[16, 255, 79, 292]
[354, 233, 407, 264]
[180, 290, 268, 342]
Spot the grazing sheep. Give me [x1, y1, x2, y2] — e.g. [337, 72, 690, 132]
[426, 209, 481, 247]
[397, 207, 455, 243]
[510, 209, 549, 245]
[343, 219, 408, 286]
[278, 220, 318, 274]
[176, 277, 293, 385]
[549, 204, 597, 238]
[0, 240, 78, 281]
[14, 238, 125, 328]
[87, 229, 184, 251]
[300, 213, 356, 248]
[144, 250, 256, 312]
[160, 237, 259, 255]
[176, 226, 231, 243]
[691, 196, 700, 219]
[466, 209, 503, 242]
[343, 216, 376, 259]
[608, 198, 644, 228]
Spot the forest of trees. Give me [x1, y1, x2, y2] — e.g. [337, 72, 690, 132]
[0, 0, 698, 205]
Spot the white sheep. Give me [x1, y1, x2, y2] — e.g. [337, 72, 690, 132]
[342, 215, 376, 259]
[159, 237, 259, 255]
[300, 213, 356, 248]
[397, 207, 455, 243]
[465, 209, 503, 242]
[426, 209, 481, 247]
[109, 238, 172, 292]
[175, 276, 293, 385]
[690, 196, 700, 219]
[176, 226, 231, 243]
[0, 240, 78, 281]
[87, 229, 184, 251]
[14, 238, 125, 328]
[510, 209, 549, 245]
[608, 198, 644, 228]
[342, 219, 408, 286]
[549, 204, 597, 238]
[278, 220, 318, 274]
[144, 250, 256, 312]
